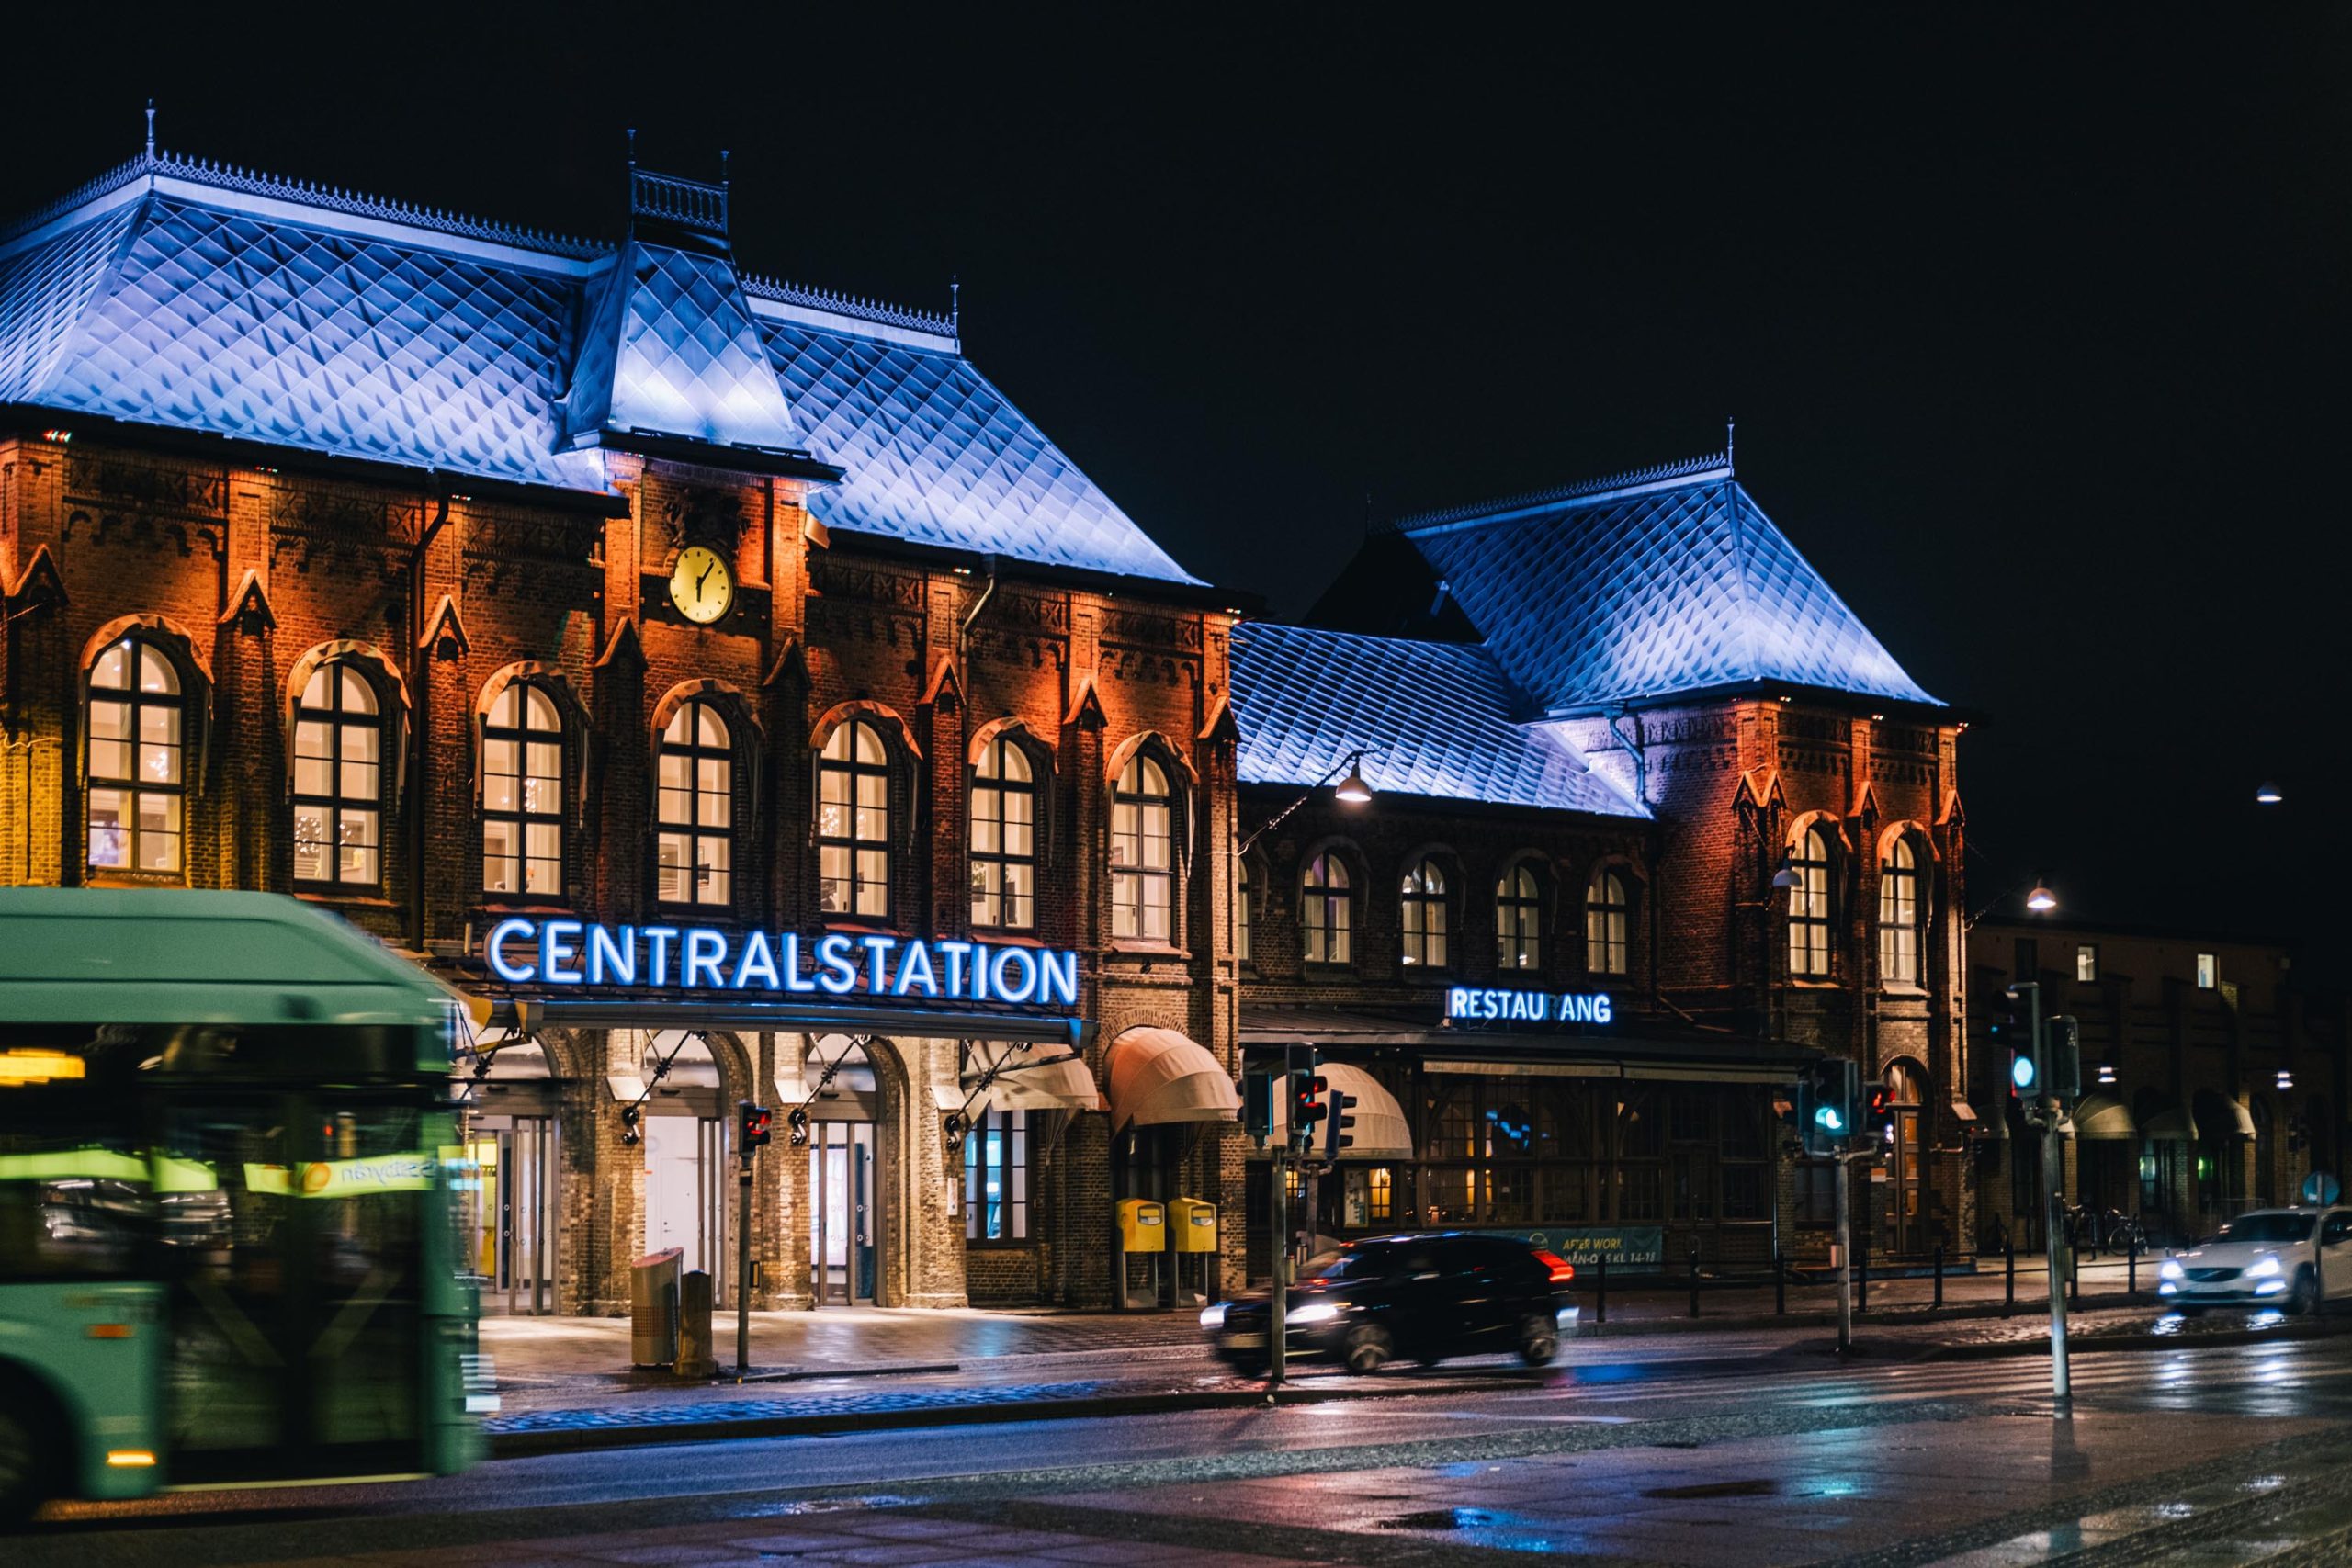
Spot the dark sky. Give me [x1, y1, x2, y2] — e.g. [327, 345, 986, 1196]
[6, 9, 2345, 970]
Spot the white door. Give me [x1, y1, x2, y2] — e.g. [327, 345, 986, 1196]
[644, 1118, 707, 1276]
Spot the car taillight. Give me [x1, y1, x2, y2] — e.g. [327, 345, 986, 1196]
[1533, 1248, 1575, 1284]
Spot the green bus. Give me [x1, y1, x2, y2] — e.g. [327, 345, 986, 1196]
[0, 889, 488, 1522]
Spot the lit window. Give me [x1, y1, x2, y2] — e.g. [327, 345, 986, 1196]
[963, 1108, 1030, 1242]
[2197, 953, 2216, 989]
[294, 664, 381, 887]
[1876, 837, 1921, 985]
[1586, 868, 1631, 976]
[482, 682, 564, 897]
[658, 700, 732, 907]
[1110, 754, 1175, 942]
[819, 718, 891, 919]
[1401, 857, 1449, 967]
[1497, 863, 1542, 970]
[1236, 856, 1252, 963]
[1787, 828, 1832, 978]
[1303, 852, 1351, 964]
[85, 637, 184, 874]
[2075, 943, 2098, 983]
[969, 735, 1035, 931]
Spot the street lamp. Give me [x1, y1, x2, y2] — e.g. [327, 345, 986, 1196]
[1238, 749, 1374, 857]
[1333, 756, 1374, 805]
[1770, 853, 1800, 890]
[2026, 874, 2057, 912]
[2256, 781, 2284, 806]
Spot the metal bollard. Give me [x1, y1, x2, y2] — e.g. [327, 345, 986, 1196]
[1596, 1255, 1609, 1325]
[1933, 1244, 1944, 1310]
[2006, 1235, 2017, 1314]
[1688, 1243, 1701, 1318]
[1774, 1250, 1787, 1316]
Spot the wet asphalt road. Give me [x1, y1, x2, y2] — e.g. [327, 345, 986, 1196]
[22, 1328, 2352, 1564]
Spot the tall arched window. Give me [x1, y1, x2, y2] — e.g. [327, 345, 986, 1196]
[1303, 852, 1351, 964]
[970, 735, 1036, 931]
[1236, 856, 1253, 963]
[1400, 857, 1449, 968]
[1497, 863, 1542, 970]
[1877, 836, 1922, 985]
[659, 700, 733, 907]
[86, 636, 184, 874]
[819, 718, 891, 919]
[1788, 826, 1833, 978]
[483, 682, 565, 897]
[294, 663, 381, 888]
[1110, 753, 1175, 942]
[1585, 868, 1630, 975]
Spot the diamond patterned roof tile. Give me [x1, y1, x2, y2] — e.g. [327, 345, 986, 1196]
[569, 240, 802, 451]
[1231, 622, 1645, 817]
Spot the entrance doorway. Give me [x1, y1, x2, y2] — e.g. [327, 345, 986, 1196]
[1884, 1060, 1926, 1254]
[644, 1115, 729, 1288]
[805, 1035, 882, 1305]
[470, 1116, 560, 1314]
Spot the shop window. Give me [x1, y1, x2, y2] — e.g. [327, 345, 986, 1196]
[1109, 753, 1175, 942]
[86, 637, 186, 874]
[657, 700, 733, 907]
[963, 1109, 1030, 1243]
[2075, 943, 2099, 983]
[294, 663, 383, 889]
[969, 735, 1036, 931]
[818, 718, 891, 919]
[482, 682, 565, 897]
[1585, 868, 1630, 976]
[1877, 836, 1922, 985]
[1236, 857, 1253, 962]
[1787, 826, 1832, 978]
[1302, 852, 1351, 964]
[1496, 862, 1541, 970]
[1400, 857, 1449, 968]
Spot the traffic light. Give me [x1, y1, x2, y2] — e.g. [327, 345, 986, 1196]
[1323, 1091, 1358, 1160]
[739, 1100, 774, 1149]
[1866, 1078, 1896, 1144]
[2044, 1015, 2081, 1103]
[1242, 1071, 1274, 1141]
[1293, 1070, 1330, 1147]
[1800, 1058, 1860, 1156]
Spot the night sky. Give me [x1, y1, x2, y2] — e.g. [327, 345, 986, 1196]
[5, 11, 2344, 971]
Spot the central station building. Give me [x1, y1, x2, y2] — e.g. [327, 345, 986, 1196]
[0, 132, 1980, 1314]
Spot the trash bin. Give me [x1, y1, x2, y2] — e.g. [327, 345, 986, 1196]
[630, 1247, 683, 1368]
[676, 1268, 717, 1378]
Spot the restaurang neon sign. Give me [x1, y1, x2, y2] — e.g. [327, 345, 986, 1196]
[1445, 987, 1614, 1025]
[481, 919, 1081, 1009]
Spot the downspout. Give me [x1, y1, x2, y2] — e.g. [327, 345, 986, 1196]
[409, 494, 452, 951]
[1605, 707, 1674, 1028]
[956, 553, 999, 674]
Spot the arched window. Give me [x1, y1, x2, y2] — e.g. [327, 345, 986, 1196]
[1788, 826, 1833, 978]
[294, 663, 381, 887]
[1497, 863, 1542, 970]
[1236, 856, 1253, 963]
[1585, 868, 1631, 976]
[1303, 852, 1351, 964]
[1877, 836, 1922, 985]
[970, 735, 1036, 931]
[1400, 857, 1449, 968]
[86, 636, 184, 874]
[658, 700, 733, 907]
[483, 682, 565, 897]
[819, 718, 891, 919]
[1110, 753, 1175, 942]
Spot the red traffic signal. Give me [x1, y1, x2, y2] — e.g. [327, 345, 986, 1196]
[1294, 1072, 1330, 1131]
[739, 1100, 774, 1149]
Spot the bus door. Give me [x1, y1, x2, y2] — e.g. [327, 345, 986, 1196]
[160, 1091, 429, 1482]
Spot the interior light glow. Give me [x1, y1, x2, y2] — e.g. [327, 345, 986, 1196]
[0, 1049, 86, 1085]
[106, 1450, 156, 1468]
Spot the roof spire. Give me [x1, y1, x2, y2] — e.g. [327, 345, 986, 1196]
[950, 276, 960, 344]
[627, 127, 637, 168]
[719, 149, 729, 186]
[144, 99, 155, 158]
[1725, 415, 1736, 474]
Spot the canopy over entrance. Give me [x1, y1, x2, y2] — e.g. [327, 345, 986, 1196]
[942, 1042, 1100, 1113]
[1102, 1028, 1238, 1131]
[2142, 1104, 2195, 1142]
[1259, 1062, 1413, 1159]
[2064, 1093, 2137, 1141]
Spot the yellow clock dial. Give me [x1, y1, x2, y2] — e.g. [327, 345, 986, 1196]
[669, 546, 733, 625]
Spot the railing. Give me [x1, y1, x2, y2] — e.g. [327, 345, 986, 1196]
[630, 168, 729, 234]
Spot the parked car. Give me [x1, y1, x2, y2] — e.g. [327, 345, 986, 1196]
[1202, 1232, 1577, 1372]
[2158, 1207, 2352, 1314]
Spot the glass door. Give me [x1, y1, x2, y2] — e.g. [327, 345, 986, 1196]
[809, 1120, 876, 1304]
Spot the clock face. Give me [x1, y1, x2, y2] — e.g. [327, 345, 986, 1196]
[669, 546, 733, 626]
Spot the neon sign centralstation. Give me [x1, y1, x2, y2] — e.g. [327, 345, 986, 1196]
[482, 919, 1082, 1009]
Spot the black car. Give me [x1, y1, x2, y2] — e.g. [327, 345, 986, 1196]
[1204, 1232, 1577, 1373]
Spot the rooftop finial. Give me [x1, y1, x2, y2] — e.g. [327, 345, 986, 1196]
[1725, 416, 1736, 473]
[144, 99, 155, 158]
[950, 276, 960, 343]
[627, 127, 637, 167]
[719, 149, 729, 186]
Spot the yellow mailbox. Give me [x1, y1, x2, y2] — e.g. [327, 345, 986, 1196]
[1169, 1197, 1218, 1254]
[1115, 1198, 1166, 1252]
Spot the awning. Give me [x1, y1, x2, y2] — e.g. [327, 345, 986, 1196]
[1259, 1063, 1413, 1160]
[1242, 1004, 1818, 1086]
[468, 995, 1083, 1045]
[935, 1042, 1100, 1113]
[1102, 1028, 1238, 1130]
[2195, 1097, 2257, 1140]
[2063, 1092, 2136, 1140]
[2143, 1105, 2195, 1141]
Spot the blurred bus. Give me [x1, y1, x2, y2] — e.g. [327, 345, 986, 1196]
[0, 889, 488, 1522]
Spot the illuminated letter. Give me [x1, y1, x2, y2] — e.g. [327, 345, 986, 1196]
[971, 942, 990, 1001]
[644, 926, 680, 987]
[684, 929, 729, 990]
[1595, 993, 1613, 1026]
[779, 933, 817, 993]
[990, 946, 1039, 1004]
[1446, 987, 1468, 1020]
[815, 934, 859, 995]
[734, 931, 780, 991]
[938, 941, 973, 998]
[860, 934, 898, 993]
[893, 940, 938, 998]
[540, 920, 583, 985]
[485, 918, 537, 983]
[587, 924, 636, 987]
[1035, 949, 1079, 1009]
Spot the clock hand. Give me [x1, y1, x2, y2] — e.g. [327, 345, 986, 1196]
[696, 561, 714, 594]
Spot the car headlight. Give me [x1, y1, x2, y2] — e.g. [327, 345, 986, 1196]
[2248, 1256, 2283, 1279]
[2159, 1259, 2184, 1281]
[1198, 1303, 1227, 1330]
[1285, 1302, 1341, 1325]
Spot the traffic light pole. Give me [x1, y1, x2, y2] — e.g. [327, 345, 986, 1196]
[2041, 1107, 2070, 1414]
[1834, 1145, 1853, 1354]
[1268, 1140, 1287, 1393]
[736, 1141, 753, 1375]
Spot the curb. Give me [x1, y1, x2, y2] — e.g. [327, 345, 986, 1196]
[1916, 1314, 2352, 1362]
[1574, 1291, 2152, 1337]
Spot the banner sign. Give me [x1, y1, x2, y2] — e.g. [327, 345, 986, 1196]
[481, 919, 1080, 1010]
[245, 1154, 435, 1199]
[1471, 1225, 1663, 1269]
[1444, 987, 1614, 1026]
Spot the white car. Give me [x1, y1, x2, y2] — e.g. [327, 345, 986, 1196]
[2158, 1207, 2352, 1314]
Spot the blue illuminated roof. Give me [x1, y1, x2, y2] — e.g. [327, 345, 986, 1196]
[0, 150, 1202, 585]
[1399, 455, 1939, 711]
[1231, 622, 1645, 818]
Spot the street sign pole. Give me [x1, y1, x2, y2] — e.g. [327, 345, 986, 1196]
[1834, 1144, 1853, 1354]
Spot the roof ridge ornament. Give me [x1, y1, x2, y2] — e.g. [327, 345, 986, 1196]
[144, 99, 155, 158]
[1387, 449, 1735, 535]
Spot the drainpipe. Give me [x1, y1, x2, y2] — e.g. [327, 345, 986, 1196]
[956, 553, 999, 674]
[409, 494, 452, 951]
